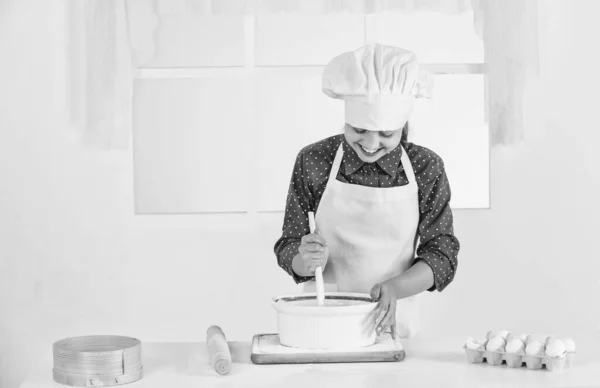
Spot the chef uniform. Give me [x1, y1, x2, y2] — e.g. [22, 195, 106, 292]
[302, 43, 433, 338]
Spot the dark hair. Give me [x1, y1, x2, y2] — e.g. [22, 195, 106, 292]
[401, 122, 410, 143]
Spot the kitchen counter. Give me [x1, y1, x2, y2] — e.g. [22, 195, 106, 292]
[20, 335, 600, 388]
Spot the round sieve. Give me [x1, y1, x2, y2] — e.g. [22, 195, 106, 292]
[52, 335, 142, 387]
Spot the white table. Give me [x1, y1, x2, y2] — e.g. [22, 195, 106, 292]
[20, 335, 600, 388]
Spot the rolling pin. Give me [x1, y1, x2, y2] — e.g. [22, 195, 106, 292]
[206, 325, 231, 375]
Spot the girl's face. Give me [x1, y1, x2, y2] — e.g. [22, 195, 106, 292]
[343, 123, 403, 163]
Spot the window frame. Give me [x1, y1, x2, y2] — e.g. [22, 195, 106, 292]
[132, 11, 490, 215]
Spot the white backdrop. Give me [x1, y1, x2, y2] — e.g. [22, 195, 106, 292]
[2, 1, 600, 388]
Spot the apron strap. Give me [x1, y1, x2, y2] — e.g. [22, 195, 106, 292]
[400, 145, 417, 186]
[328, 143, 345, 183]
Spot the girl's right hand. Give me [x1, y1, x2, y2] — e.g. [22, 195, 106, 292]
[297, 233, 329, 276]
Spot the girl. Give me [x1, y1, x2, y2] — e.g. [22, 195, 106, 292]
[274, 43, 460, 339]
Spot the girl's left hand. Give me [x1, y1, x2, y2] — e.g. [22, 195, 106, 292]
[369, 281, 398, 338]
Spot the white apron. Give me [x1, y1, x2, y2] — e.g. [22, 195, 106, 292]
[303, 143, 421, 337]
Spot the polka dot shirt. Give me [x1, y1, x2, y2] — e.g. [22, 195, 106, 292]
[273, 134, 460, 292]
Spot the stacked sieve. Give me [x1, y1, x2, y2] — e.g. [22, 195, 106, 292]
[52, 335, 142, 387]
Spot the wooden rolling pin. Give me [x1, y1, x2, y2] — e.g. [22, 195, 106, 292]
[206, 325, 231, 375]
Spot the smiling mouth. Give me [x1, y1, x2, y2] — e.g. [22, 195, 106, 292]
[358, 144, 382, 157]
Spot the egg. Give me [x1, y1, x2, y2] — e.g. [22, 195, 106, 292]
[497, 330, 510, 340]
[507, 333, 528, 343]
[465, 337, 486, 351]
[486, 336, 506, 352]
[487, 330, 510, 340]
[505, 338, 526, 354]
[562, 337, 576, 352]
[526, 334, 549, 344]
[525, 340, 545, 356]
[545, 338, 567, 357]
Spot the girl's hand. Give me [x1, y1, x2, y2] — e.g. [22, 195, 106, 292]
[297, 233, 328, 276]
[369, 281, 398, 338]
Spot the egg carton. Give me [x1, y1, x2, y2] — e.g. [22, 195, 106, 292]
[463, 347, 575, 372]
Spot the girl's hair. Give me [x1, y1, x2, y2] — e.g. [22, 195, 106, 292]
[401, 121, 410, 143]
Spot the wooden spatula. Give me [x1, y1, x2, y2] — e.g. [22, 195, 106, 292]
[308, 212, 325, 306]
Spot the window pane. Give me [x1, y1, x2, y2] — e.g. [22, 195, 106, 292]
[256, 72, 489, 212]
[133, 78, 253, 213]
[369, 11, 483, 64]
[254, 14, 365, 66]
[409, 74, 489, 208]
[138, 14, 246, 67]
[254, 69, 345, 212]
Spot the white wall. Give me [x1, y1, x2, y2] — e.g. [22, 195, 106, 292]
[1, 1, 599, 388]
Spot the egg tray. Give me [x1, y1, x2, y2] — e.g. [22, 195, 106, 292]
[463, 347, 575, 372]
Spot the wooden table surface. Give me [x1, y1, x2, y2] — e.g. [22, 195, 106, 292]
[20, 334, 600, 388]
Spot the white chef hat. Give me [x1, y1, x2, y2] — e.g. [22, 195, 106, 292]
[322, 43, 432, 132]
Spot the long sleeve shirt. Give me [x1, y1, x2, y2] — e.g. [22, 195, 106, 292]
[273, 134, 460, 292]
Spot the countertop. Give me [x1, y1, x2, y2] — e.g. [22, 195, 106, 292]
[20, 335, 600, 388]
